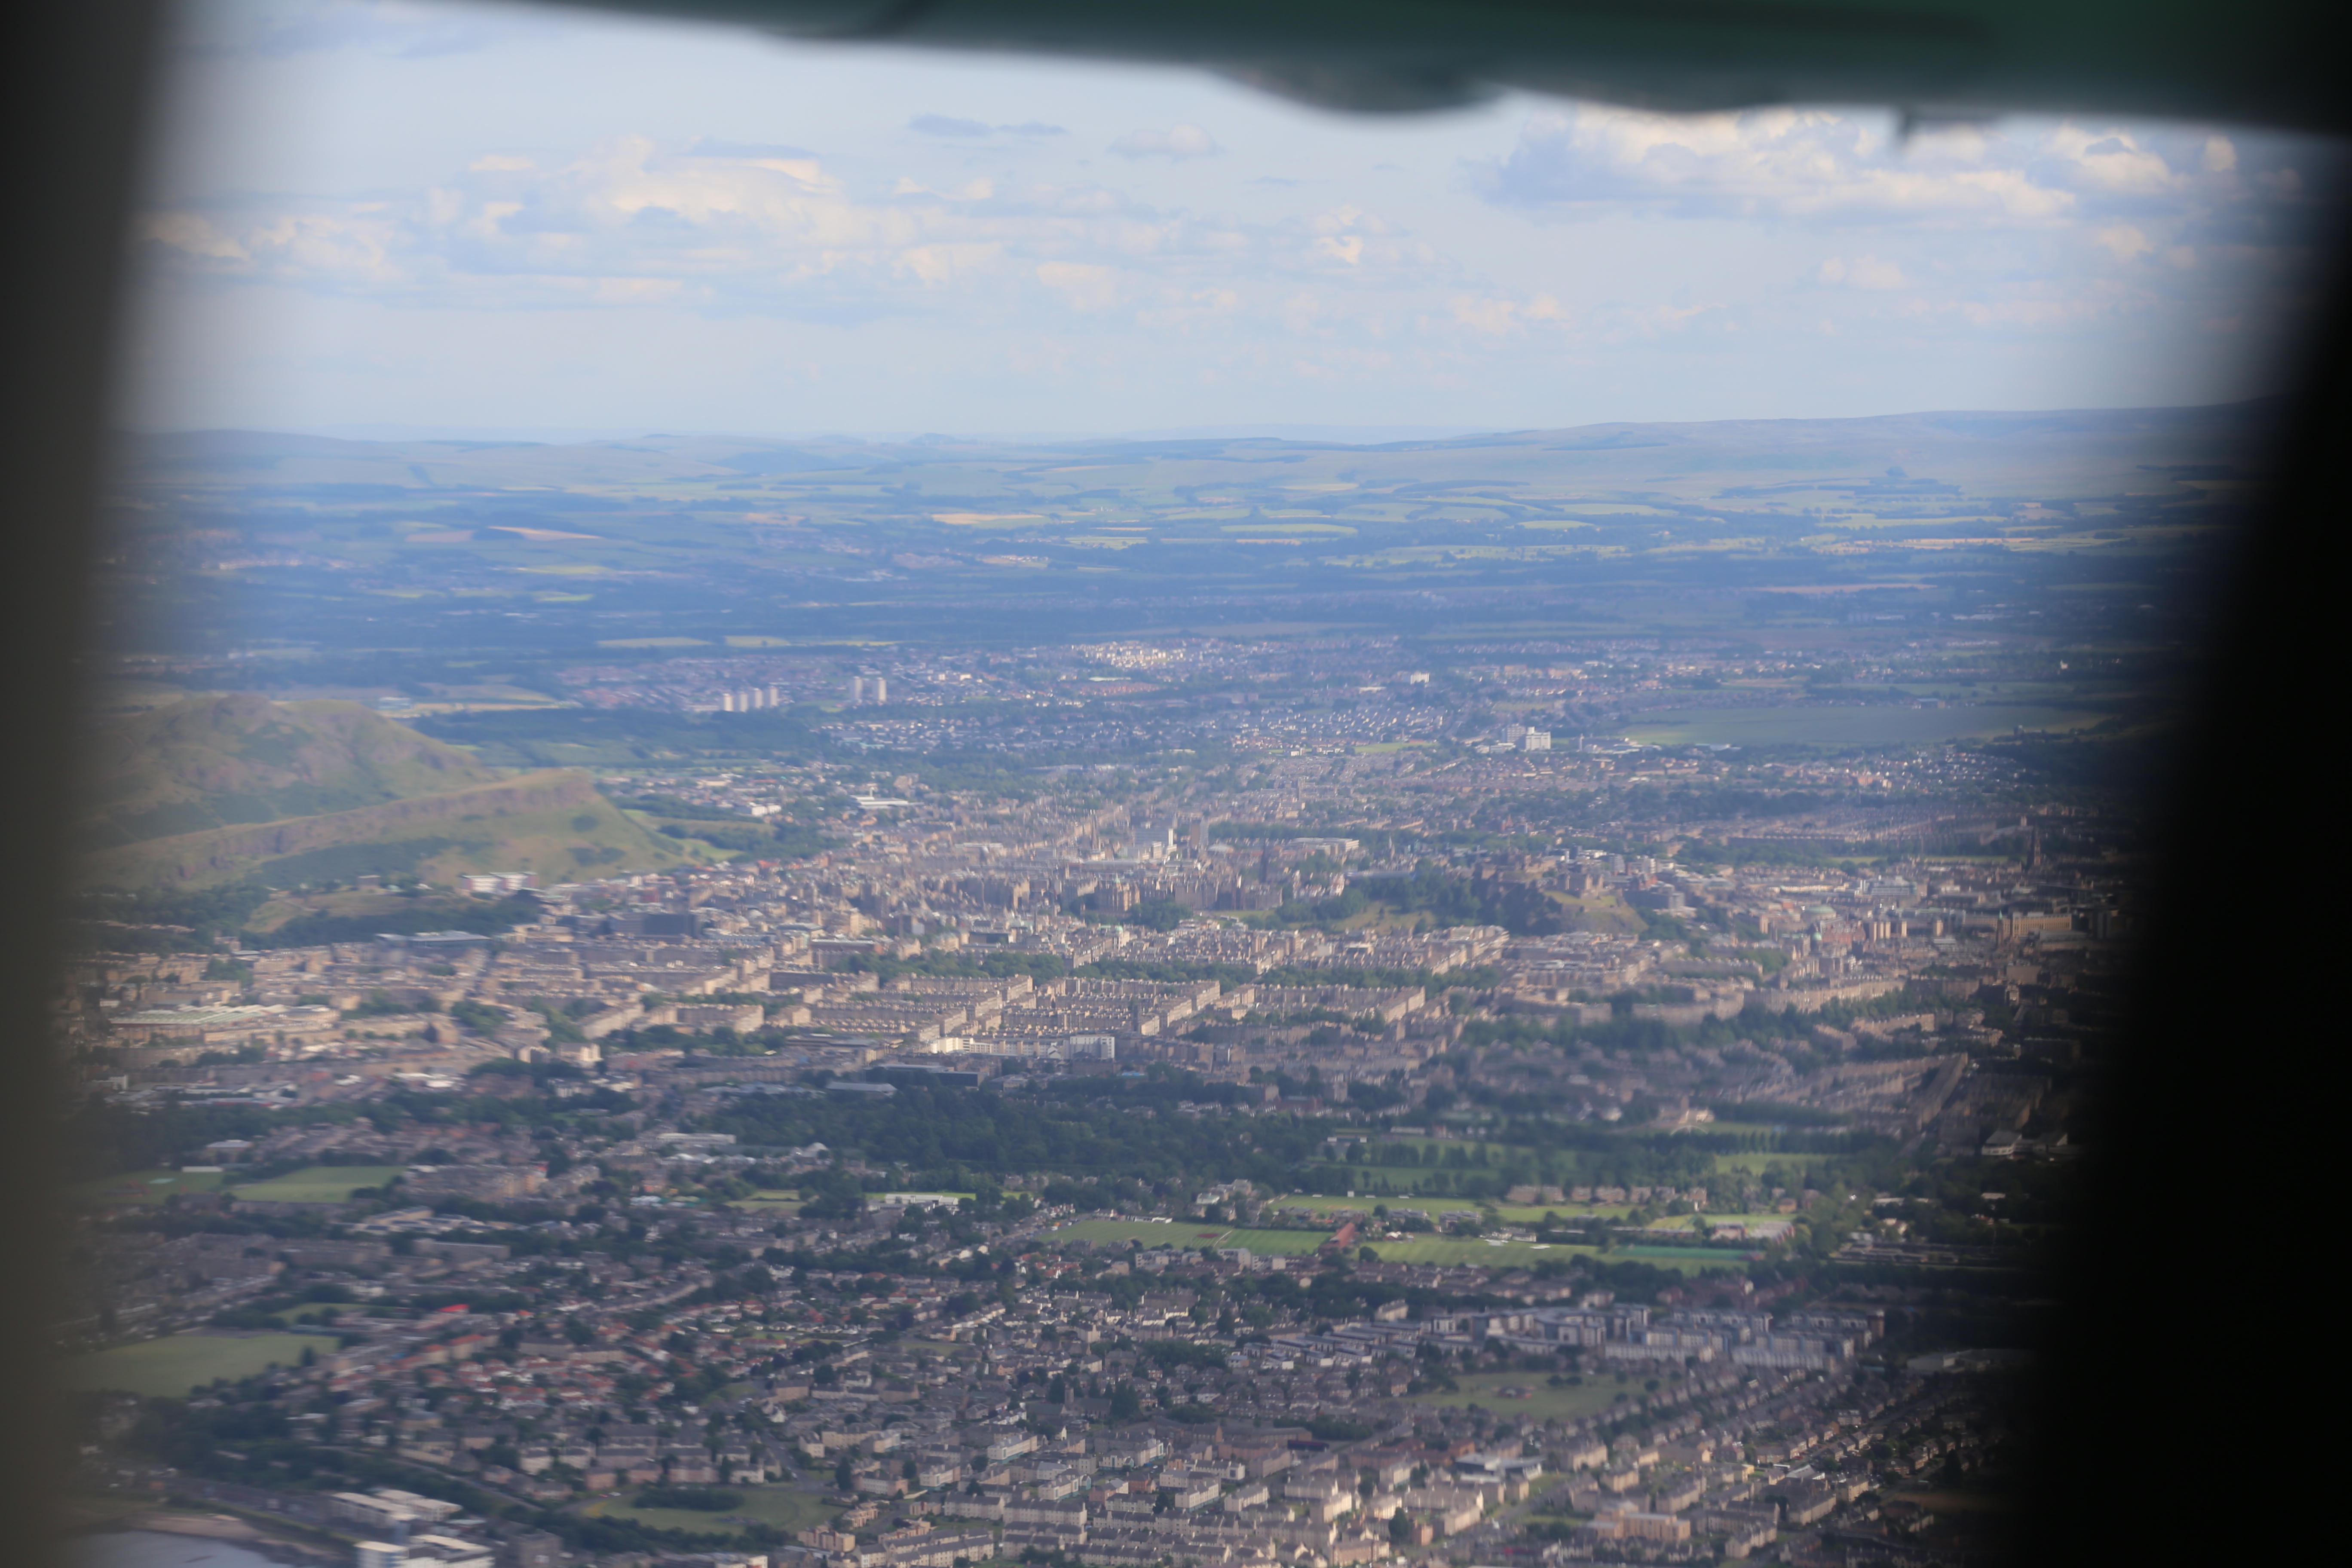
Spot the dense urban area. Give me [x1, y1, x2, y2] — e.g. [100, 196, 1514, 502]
[64, 665, 2097, 1568]
[56, 416, 2186, 1568]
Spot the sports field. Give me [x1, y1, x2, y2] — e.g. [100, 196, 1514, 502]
[586, 1485, 840, 1536]
[735, 1189, 806, 1213]
[230, 1165, 408, 1203]
[1046, 1219, 1744, 1274]
[1051, 1219, 1323, 1254]
[1407, 1369, 1651, 1424]
[1363, 1237, 1737, 1273]
[65, 1332, 331, 1396]
[1620, 704, 2102, 748]
[1266, 1193, 1642, 1225]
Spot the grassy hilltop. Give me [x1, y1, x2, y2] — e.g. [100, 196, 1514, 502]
[75, 694, 686, 891]
[80, 692, 501, 847]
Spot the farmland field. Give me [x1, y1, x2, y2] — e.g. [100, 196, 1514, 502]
[230, 1165, 408, 1203]
[1620, 704, 2103, 748]
[65, 1332, 331, 1396]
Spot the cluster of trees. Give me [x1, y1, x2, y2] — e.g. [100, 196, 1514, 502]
[702, 1075, 1326, 1193]
[67, 881, 276, 951]
[1457, 979, 1959, 1063]
[263, 893, 541, 950]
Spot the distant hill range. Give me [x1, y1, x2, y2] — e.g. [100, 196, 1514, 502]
[119, 400, 2281, 493]
[77, 693, 686, 889]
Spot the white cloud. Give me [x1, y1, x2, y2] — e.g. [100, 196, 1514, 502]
[911, 114, 1067, 140]
[1477, 106, 2088, 224]
[2094, 226, 2154, 263]
[1447, 293, 1571, 336]
[121, 4, 2352, 432]
[2046, 129, 2179, 197]
[1110, 124, 1222, 161]
[1449, 296, 1519, 335]
[1473, 106, 2327, 236]
[1818, 254, 1907, 289]
[1035, 262, 1120, 312]
[911, 114, 990, 139]
[140, 211, 249, 263]
[134, 132, 1458, 337]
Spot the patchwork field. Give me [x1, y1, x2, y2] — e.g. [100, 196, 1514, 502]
[65, 1332, 331, 1396]
[113, 413, 2252, 677]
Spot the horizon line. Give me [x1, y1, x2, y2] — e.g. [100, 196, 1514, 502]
[116, 394, 2280, 452]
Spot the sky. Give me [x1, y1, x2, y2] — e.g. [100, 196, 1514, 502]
[119, 0, 2348, 439]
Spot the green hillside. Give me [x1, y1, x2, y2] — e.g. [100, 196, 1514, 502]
[73, 694, 702, 893]
[81, 769, 695, 891]
[79, 693, 500, 848]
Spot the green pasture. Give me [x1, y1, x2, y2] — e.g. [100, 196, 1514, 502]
[1361, 1236, 1576, 1268]
[1051, 1219, 1740, 1275]
[68, 1168, 229, 1207]
[1282, 1171, 1591, 1202]
[1051, 1219, 1322, 1255]
[586, 1485, 841, 1536]
[1363, 1237, 1735, 1272]
[736, 1190, 806, 1213]
[230, 1165, 408, 1203]
[1266, 1194, 1642, 1225]
[1620, 704, 2103, 748]
[1409, 1370, 1655, 1423]
[1628, 1213, 1792, 1239]
[265, 1303, 353, 1326]
[65, 1332, 330, 1396]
